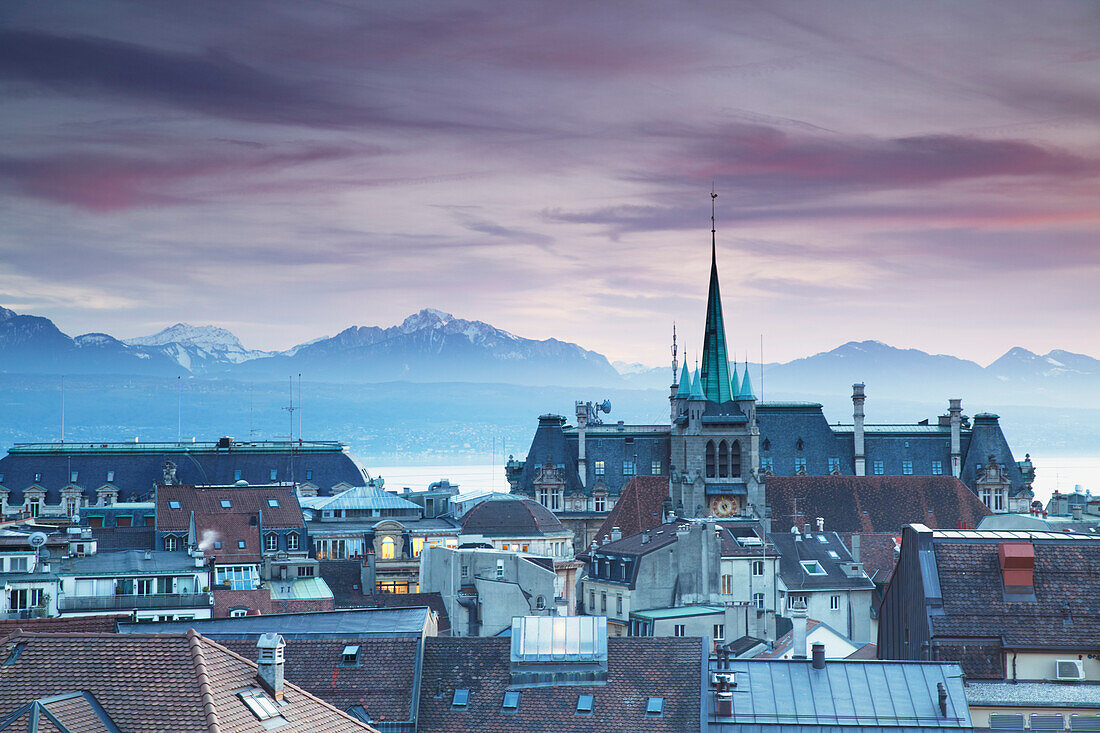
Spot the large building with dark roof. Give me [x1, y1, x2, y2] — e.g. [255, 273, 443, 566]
[0, 437, 366, 518]
[508, 240, 1034, 524]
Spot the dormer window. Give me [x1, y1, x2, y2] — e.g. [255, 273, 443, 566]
[342, 645, 360, 664]
[286, 532, 299, 551]
[234, 470, 242, 481]
[164, 535, 179, 551]
[305, 470, 313, 480]
[70, 471, 78, 482]
[269, 470, 277, 481]
[237, 540, 246, 549]
[264, 533, 279, 551]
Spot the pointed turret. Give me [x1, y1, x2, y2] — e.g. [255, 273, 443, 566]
[738, 364, 755, 401]
[700, 198, 735, 403]
[729, 360, 740, 400]
[676, 361, 692, 399]
[689, 367, 706, 401]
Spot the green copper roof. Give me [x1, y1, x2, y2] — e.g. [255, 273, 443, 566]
[676, 361, 692, 398]
[729, 361, 739, 400]
[689, 367, 705, 400]
[700, 244, 734, 403]
[738, 366, 755, 400]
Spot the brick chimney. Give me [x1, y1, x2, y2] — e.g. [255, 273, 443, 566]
[256, 633, 286, 701]
[998, 542, 1035, 595]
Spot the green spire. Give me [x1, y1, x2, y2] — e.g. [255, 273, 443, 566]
[738, 363, 755, 400]
[700, 240, 735, 403]
[689, 366, 705, 400]
[729, 360, 739, 400]
[676, 360, 692, 398]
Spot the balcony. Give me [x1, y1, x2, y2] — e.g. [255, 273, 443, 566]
[58, 593, 212, 612]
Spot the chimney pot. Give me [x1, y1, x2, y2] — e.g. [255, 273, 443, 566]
[815, 517, 824, 532]
[256, 632, 286, 701]
[811, 643, 825, 669]
[610, 527, 622, 542]
[716, 691, 733, 717]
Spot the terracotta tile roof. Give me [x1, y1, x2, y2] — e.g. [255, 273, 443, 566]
[0, 615, 127, 636]
[845, 643, 878, 659]
[157, 484, 305, 532]
[0, 631, 377, 732]
[592, 476, 668, 543]
[765, 476, 991, 534]
[219, 638, 419, 724]
[417, 636, 702, 732]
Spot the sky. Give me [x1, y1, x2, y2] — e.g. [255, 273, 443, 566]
[1, 0, 1098, 366]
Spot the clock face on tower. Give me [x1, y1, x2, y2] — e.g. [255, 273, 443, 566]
[710, 496, 736, 517]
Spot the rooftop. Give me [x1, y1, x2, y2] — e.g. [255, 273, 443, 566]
[461, 497, 565, 536]
[117, 607, 430, 639]
[8, 440, 349, 455]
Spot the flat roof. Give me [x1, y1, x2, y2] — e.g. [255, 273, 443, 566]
[118, 607, 430, 638]
[8, 440, 347, 455]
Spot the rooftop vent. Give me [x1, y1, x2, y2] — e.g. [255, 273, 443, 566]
[452, 689, 469, 709]
[256, 633, 286, 701]
[610, 527, 622, 542]
[342, 645, 360, 664]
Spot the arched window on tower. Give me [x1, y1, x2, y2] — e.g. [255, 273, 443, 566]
[718, 441, 729, 478]
[705, 441, 716, 479]
[730, 441, 742, 478]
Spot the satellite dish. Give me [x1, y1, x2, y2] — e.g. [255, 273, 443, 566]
[601, 400, 611, 414]
[71, 514, 80, 524]
[28, 532, 48, 548]
[39, 548, 51, 561]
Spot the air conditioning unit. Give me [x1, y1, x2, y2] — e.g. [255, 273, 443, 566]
[1055, 659, 1083, 681]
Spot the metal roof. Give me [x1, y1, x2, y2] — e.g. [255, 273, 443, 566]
[509, 615, 607, 664]
[300, 484, 421, 512]
[267, 576, 334, 601]
[710, 659, 971, 730]
[630, 605, 724, 620]
[56, 550, 202, 576]
[8, 440, 348, 454]
[118, 607, 430, 638]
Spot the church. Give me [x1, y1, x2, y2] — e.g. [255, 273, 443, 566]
[508, 220, 1035, 523]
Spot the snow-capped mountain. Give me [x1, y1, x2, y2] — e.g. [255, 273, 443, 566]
[124, 323, 275, 372]
[986, 347, 1099, 381]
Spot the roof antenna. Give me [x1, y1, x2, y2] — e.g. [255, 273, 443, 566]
[671, 323, 678, 383]
[710, 184, 718, 260]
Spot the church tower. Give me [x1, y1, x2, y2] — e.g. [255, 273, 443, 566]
[668, 193, 764, 519]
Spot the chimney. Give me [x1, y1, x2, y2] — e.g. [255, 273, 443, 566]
[790, 600, 808, 659]
[850, 534, 861, 563]
[998, 542, 1035, 594]
[716, 689, 733, 717]
[143, 550, 152, 561]
[937, 682, 948, 717]
[949, 399, 962, 477]
[575, 402, 588, 490]
[1072, 505, 1083, 520]
[815, 517, 824, 533]
[641, 530, 650, 545]
[803, 523, 811, 539]
[610, 527, 622, 542]
[811, 642, 825, 670]
[852, 384, 866, 476]
[256, 633, 286, 701]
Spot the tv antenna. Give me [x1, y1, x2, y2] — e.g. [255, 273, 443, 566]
[282, 376, 296, 441]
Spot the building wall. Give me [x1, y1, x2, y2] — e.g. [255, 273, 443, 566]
[719, 555, 779, 613]
[1010, 651, 1100, 682]
[651, 613, 724, 649]
[877, 525, 935, 661]
[969, 706, 1100, 729]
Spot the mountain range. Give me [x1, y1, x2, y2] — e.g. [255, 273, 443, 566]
[1, 304, 1098, 407]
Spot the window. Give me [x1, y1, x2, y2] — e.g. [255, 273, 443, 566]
[646, 698, 664, 717]
[220, 499, 232, 509]
[594, 495, 606, 512]
[787, 594, 808, 609]
[269, 469, 277, 481]
[66, 498, 78, 517]
[264, 533, 278, 551]
[576, 695, 594, 715]
[718, 441, 729, 478]
[828, 458, 840, 473]
[673, 624, 685, 637]
[762, 438, 770, 451]
[713, 624, 725, 641]
[601, 592, 607, 613]
[9, 589, 43, 610]
[164, 535, 179, 552]
[536, 595, 546, 610]
[873, 460, 885, 475]
[589, 590, 595, 611]
[381, 536, 396, 560]
[267, 498, 280, 507]
[616, 595, 623, 615]
[237, 540, 246, 549]
[651, 460, 661, 475]
[623, 460, 636, 476]
[216, 565, 258, 590]
[229, 609, 249, 619]
[729, 440, 742, 478]
[8, 557, 28, 572]
[234, 470, 242, 481]
[830, 595, 840, 610]
[376, 580, 412, 594]
[452, 689, 469, 709]
[760, 458, 773, 473]
[106, 470, 115, 482]
[931, 460, 943, 475]
[721, 574, 732, 594]
[33, 473, 42, 483]
[902, 460, 913, 475]
[502, 690, 520, 711]
[794, 458, 807, 473]
[594, 460, 605, 476]
[70, 471, 78, 482]
[28, 499, 40, 518]
[286, 532, 299, 551]
[168, 500, 182, 509]
[461, 564, 469, 578]
[497, 560, 505, 579]
[296, 566, 314, 577]
[551, 490, 562, 511]
[342, 645, 360, 664]
[705, 441, 716, 478]
[827, 550, 839, 559]
[994, 491, 1005, 512]
[801, 561, 827, 576]
[753, 592, 765, 609]
[214, 541, 222, 550]
[752, 560, 764, 576]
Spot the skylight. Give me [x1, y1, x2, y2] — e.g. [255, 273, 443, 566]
[168, 500, 181, 509]
[502, 690, 520, 711]
[452, 689, 469, 709]
[576, 694, 594, 714]
[239, 690, 280, 721]
[827, 550, 839, 559]
[816, 535, 828, 543]
[646, 697, 664, 717]
[238, 540, 246, 549]
[268, 498, 280, 507]
[801, 561, 827, 576]
[220, 499, 232, 508]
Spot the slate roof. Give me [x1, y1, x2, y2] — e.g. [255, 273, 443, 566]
[592, 476, 669, 543]
[117, 608, 429, 639]
[354, 593, 451, 636]
[769, 531, 875, 592]
[319, 559, 369, 607]
[87, 526, 154, 551]
[218, 638, 419, 725]
[765, 476, 991, 535]
[587, 520, 687, 558]
[55, 549, 202, 575]
[0, 631, 376, 732]
[461, 497, 565, 536]
[0, 440, 364, 506]
[417, 636, 703, 732]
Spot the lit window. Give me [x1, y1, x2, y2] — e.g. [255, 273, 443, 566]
[576, 695, 594, 715]
[168, 500, 182, 509]
[673, 624, 685, 637]
[106, 471, 115, 482]
[267, 498, 279, 507]
[234, 470, 242, 481]
[752, 560, 764, 576]
[381, 536, 396, 559]
[594, 460, 605, 476]
[646, 698, 664, 717]
[830, 595, 840, 610]
[873, 460, 885, 475]
[623, 461, 636, 476]
[286, 533, 299, 551]
[794, 458, 807, 472]
[238, 540, 246, 549]
[721, 574, 732, 594]
[931, 460, 943, 475]
[801, 561, 827, 576]
[412, 537, 424, 557]
[651, 460, 661, 475]
[452, 689, 469, 709]
[220, 499, 232, 509]
[264, 533, 278, 551]
[269, 470, 277, 481]
[760, 458, 774, 473]
[502, 690, 520, 711]
[70, 471, 78, 483]
[902, 461, 913, 475]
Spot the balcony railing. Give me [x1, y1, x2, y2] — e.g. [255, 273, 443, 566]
[58, 593, 212, 612]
